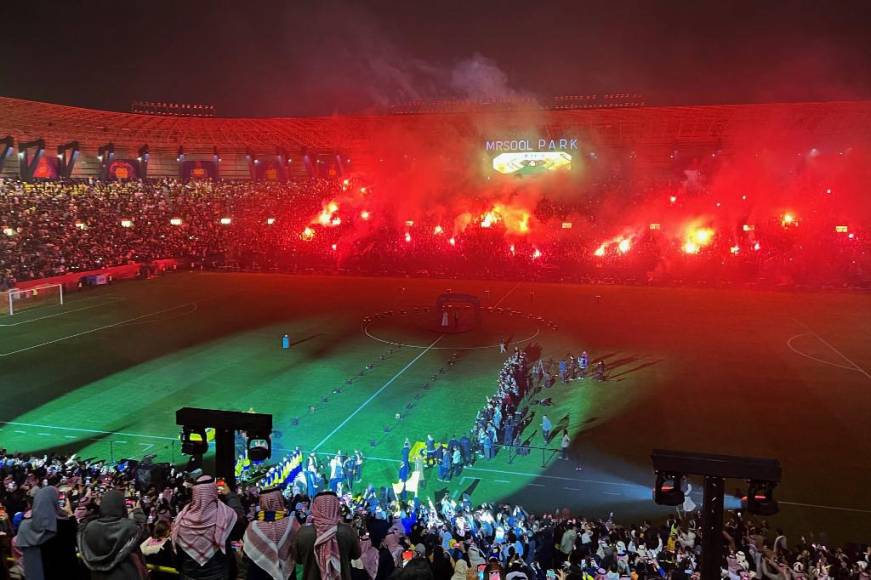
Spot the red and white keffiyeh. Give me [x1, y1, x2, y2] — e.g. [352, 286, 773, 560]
[171, 476, 237, 566]
[311, 493, 342, 580]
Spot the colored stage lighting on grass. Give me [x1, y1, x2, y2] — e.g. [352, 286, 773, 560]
[433, 225, 444, 235]
[301, 227, 315, 241]
[617, 239, 631, 254]
[120, 219, 133, 228]
[220, 217, 232, 225]
[170, 218, 183, 226]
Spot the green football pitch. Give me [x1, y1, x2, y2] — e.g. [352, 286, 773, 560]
[1, 272, 870, 542]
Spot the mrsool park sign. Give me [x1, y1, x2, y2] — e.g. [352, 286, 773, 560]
[484, 138, 579, 152]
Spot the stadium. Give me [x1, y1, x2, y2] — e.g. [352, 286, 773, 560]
[1, 3, 870, 580]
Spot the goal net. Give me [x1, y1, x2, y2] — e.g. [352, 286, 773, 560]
[4, 284, 64, 315]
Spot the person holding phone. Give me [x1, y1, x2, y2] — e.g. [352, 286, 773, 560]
[14, 486, 81, 580]
[78, 489, 147, 579]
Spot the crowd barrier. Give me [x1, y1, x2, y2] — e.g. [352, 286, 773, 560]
[16, 258, 184, 292]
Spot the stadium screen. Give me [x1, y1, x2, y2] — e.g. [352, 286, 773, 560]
[492, 151, 572, 175]
[485, 138, 578, 176]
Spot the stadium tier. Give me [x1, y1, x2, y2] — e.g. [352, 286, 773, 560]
[1, 96, 871, 179]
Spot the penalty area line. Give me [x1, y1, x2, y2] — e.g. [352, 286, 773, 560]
[789, 318, 871, 381]
[0, 302, 197, 357]
[312, 334, 444, 452]
[0, 296, 126, 327]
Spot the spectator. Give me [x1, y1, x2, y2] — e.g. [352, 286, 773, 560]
[14, 486, 81, 580]
[77, 489, 147, 579]
[293, 491, 361, 580]
[140, 518, 176, 579]
[243, 487, 300, 580]
[171, 475, 239, 579]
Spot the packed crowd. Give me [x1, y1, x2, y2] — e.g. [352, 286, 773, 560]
[1, 176, 869, 291]
[1, 449, 869, 580]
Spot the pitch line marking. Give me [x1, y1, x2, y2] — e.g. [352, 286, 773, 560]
[0, 302, 197, 357]
[0, 296, 126, 327]
[364, 325, 540, 351]
[786, 333, 857, 372]
[492, 282, 520, 307]
[0, 421, 176, 441]
[787, 319, 871, 381]
[312, 334, 444, 452]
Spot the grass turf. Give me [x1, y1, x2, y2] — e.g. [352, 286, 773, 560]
[1, 272, 870, 543]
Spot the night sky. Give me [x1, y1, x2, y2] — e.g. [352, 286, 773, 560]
[3, 0, 870, 117]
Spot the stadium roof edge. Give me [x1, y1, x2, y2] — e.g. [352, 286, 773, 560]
[2, 94, 871, 123]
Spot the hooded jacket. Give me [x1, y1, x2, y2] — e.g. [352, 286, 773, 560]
[78, 490, 146, 580]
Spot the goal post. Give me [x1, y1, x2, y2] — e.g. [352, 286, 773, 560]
[4, 283, 64, 315]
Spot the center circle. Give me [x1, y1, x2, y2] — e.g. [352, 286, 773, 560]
[363, 306, 543, 350]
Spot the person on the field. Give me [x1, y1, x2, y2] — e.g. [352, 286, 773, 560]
[560, 433, 571, 460]
[413, 449, 426, 489]
[441, 309, 449, 328]
[558, 359, 568, 383]
[451, 447, 463, 478]
[281, 334, 290, 350]
[578, 352, 589, 378]
[425, 434, 436, 466]
[541, 416, 552, 443]
[480, 431, 493, 460]
[401, 439, 411, 465]
[440, 448, 452, 482]
[329, 453, 344, 493]
[503, 418, 515, 448]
